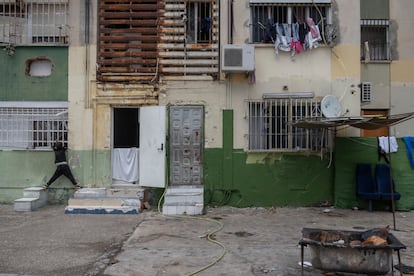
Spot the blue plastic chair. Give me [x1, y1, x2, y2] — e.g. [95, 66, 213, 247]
[356, 163, 380, 211]
[375, 163, 401, 201]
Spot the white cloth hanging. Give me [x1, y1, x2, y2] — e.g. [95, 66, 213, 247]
[378, 136, 398, 153]
[112, 148, 139, 182]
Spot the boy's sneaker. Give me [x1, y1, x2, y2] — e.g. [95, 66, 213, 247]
[74, 184, 83, 190]
[42, 184, 49, 190]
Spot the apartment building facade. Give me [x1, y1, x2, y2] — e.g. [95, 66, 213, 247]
[1, 0, 413, 210]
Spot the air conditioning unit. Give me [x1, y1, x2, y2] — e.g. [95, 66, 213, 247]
[361, 82, 372, 102]
[221, 44, 255, 72]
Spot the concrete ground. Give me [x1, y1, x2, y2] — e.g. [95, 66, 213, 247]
[0, 204, 140, 276]
[1, 204, 413, 276]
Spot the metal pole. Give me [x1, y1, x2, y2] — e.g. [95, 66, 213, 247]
[388, 129, 396, 230]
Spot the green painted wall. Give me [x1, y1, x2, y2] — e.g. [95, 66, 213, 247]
[2, 134, 413, 211]
[335, 137, 414, 211]
[203, 109, 334, 207]
[0, 149, 110, 204]
[0, 46, 68, 101]
[204, 149, 334, 207]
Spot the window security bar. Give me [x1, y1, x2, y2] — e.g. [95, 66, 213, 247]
[247, 98, 329, 152]
[0, 0, 69, 45]
[0, 107, 68, 150]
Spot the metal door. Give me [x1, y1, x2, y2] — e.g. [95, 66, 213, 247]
[169, 106, 203, 186]
[139, 106, 166, 188]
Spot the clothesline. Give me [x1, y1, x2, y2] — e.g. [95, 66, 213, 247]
[291, 112, 414, 130]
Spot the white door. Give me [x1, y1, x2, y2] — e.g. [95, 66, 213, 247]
[139, 106, 166, 188]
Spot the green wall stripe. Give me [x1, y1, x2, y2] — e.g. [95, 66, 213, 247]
[222, 109, 234, 190]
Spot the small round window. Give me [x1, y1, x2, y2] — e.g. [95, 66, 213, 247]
[26, 58, 53, 77]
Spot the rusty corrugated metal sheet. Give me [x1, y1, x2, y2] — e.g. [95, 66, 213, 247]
[97, 0, 219, 83]
[97, 0, 161, 83]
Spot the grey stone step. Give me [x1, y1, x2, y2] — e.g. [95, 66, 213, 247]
[165, 186, 203, 195]
[14, 187, 48, 212]
[66, 187, 143, 215]
[73, 187, 144, 199]
[73, 188, 107, 198]
[162, 186, 204, 215]
[64, 206, 139, 215]
[14, 197, 44, 212]
[23, 187, 47, 200]
[163, 186, 203, 205]
[106, 187, 145, 198]
[68, 197, 141, 207]
[164, 194, 203, 205]
[162, 203, 204, 216]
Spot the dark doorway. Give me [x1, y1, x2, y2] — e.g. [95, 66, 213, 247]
[114, 108, 139, 148]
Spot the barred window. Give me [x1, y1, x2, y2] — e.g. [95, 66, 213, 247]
[249, 0, 332, 44]
[247, 97, 328, 152]
[186, 1, 212, 44]
[0, 0, 68, 45]
[361, 20, 389, 61]
[0, 104, 68, 150]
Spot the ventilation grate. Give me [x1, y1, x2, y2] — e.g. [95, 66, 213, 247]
[361, 82, 372, 102]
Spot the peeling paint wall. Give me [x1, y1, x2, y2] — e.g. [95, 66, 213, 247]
[331, 0, 361, 137]
[389, 0, 414, 137]
[204, 149, 334, 207]
[0, 47, 68, 101]
[161, 81, 226, 148]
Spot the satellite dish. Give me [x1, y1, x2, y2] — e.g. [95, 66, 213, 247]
[321, 95, 342, 118]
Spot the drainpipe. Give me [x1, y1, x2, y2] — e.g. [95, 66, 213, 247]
[223, 1, 234, 194]
[84, 0, 96, 186]
[84, 0, 91, 109]
[225, 0, 233, 109]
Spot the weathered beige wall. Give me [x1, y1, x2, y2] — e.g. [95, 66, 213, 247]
[360, 64, 390, 109]
[331, 0, 361, 137]
[218, 0, 363, 143]
[390, 0, 414, 62]
[93, 104, 111, 150]
[390, 0, 414, 136]
[232, 47, 334, 148]
[226, 0, 250, 44]
[68, 0, 95, 150]
[161, 81, 227, 148]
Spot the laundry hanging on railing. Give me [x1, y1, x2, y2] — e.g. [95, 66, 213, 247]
[271, 18, 322, 58]
[291, 22, 303, 56]
[306, 17, 322, 49]
[274, 23, 292, 55]
[377, 136, 397, 164]
[378, 136, 398, 153]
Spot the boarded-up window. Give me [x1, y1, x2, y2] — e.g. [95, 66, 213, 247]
[97, 0, 160, 82]
[97, 0, 219, 82]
